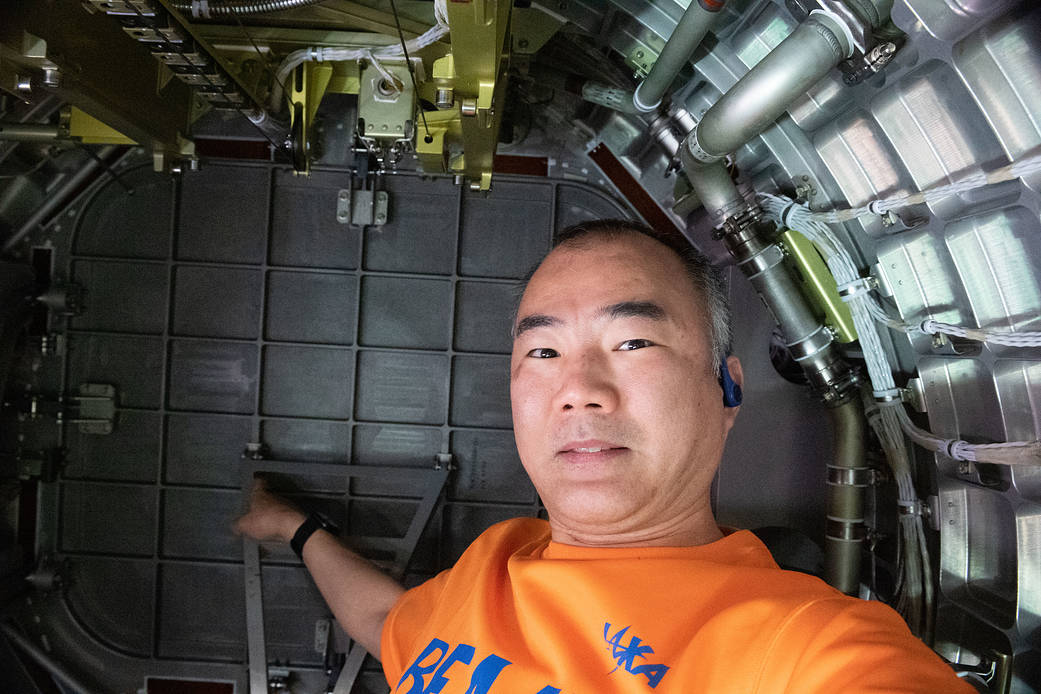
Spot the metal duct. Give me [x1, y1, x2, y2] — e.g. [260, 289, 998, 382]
[632, 0, 726, 114]
[683, 12, 853, 164]
[677, 7, 868, 592]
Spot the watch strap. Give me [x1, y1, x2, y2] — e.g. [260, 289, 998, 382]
[290, 512, 333, 558]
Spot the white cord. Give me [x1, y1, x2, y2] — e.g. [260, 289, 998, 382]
[760, 193, 1041, 467]
[267, 0, 450, 111]
[787, 149, 1041, 224]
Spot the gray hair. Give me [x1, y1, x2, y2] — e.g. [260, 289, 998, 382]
[518, 219, 733, 376]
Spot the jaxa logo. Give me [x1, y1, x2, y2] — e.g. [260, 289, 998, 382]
[603, 623, 670, 689]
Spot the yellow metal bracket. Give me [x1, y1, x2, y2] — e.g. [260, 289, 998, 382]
[443, 0, 513, 190]
[780, 229, 858, 343]
[415, 108, 462, 173]
[67, 107, 136, 145]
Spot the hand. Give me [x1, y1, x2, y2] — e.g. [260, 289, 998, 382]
[234, 477, 307, 544]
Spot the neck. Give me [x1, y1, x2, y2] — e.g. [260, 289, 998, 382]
[546, 502, 724, 548]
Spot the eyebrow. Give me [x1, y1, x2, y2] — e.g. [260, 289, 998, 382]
[513, 301, 667, 339]
[599, 300, 667, 321]
[514, 313, 561, 338]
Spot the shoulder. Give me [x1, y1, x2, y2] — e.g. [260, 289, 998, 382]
[387, 517, 547, 614]
[464, 517, 551, 557]
[381, 517, 547, 675]
[754, 596, 971, 693]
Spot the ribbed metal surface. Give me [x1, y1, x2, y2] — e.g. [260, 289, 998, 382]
[594, 0, 1040, 687]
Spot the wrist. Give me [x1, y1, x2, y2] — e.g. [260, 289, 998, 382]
[290, 511, 339, 558]
[281, 509, 308, 544]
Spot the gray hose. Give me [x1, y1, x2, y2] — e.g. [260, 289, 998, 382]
[633, 1, 725, 113]
[684, 15, 852, 163]
[170, 0, 324, 18]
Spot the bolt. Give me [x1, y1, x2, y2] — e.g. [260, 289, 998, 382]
[435, 87, 454, 109]
[518, 38, 529, 49]
[41, 67, 60, 88]
[16, 75, 32, 92]
[635, 50, 644, 59]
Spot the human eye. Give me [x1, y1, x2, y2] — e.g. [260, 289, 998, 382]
[526, 347, 560, 358]
[616, 339, 655, 351]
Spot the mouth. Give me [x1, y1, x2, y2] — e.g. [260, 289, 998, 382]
[558, 440, 628, 461]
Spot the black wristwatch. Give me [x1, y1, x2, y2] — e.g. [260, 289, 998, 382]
[290, 512, 338, 558]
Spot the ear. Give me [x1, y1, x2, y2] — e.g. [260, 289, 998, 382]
[725, 354, 743, 390]
[721, 355, 743, 431]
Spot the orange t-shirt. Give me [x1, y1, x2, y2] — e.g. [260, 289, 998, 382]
[381, 518, 971, 693]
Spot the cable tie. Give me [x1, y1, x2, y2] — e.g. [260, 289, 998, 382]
[873, 388, 901, 403]
[779, 201, 800, 228]
[866, 199, 888, 215]
[836, 276, 874, 301]
[918, 319, 938, 335]
[897, 499, 921, 516]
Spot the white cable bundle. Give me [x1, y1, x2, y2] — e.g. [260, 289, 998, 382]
[267, 0, 450, 111]
[760, 194, 1041, 467]
[789, 149, 1041, 224]
[864, 393, 931, 635]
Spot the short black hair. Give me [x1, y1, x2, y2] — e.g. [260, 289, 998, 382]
[517, 218, 733, 374]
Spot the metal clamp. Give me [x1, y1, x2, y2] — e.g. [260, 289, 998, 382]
[825, 518, 867, 542]
[787, 324, 835, 363]
[684, 126, 721, 164]
[826, 465, 872, 487]
[735, 242, 786, 278]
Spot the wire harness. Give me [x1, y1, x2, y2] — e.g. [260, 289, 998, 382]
[787, 149, 1041, 224]
[761, 193, 1041, 468]
[267, 0, 449, 112]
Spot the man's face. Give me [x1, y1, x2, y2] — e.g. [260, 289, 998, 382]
[510, 232, 741, 545]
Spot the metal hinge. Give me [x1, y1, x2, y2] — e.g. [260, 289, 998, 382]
[337, 188, 389, 226]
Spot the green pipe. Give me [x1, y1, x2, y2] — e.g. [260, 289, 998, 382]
[824, 397, 867, 595]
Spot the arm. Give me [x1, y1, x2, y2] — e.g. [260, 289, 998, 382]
[234, 479, 405, 659]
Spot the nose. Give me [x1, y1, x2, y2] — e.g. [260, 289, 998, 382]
[553, 349, 619, 413]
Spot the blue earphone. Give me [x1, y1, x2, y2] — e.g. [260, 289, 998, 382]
[719, 358, 743, 408]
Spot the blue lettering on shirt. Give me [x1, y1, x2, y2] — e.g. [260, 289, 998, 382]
[395, 638, 515, 694]
[398, 638, 450, 694]
[465, 653, 511, 693]
[603, 623, 670, 689]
